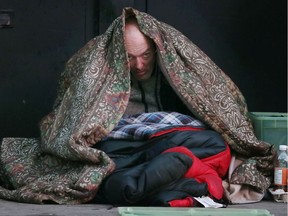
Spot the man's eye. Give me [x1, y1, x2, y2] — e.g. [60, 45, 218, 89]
[143, 52, 151, 58]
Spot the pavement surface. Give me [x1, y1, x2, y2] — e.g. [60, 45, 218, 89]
[0, 199, 287, 216]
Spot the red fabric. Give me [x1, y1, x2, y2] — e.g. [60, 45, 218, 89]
[149, 126, 204, 139]
[163, 146, 224, 200]
[201, 142, 231, 178]
[169, 196, 194, 207]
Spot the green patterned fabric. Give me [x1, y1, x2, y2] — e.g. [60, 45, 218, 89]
[0, 7, 275, 204]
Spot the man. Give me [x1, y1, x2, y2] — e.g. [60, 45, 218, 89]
[0, 7, 275, 205]
[124, 17, 159, 115]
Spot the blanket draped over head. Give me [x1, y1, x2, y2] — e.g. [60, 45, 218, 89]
[0, 7, 275, 204]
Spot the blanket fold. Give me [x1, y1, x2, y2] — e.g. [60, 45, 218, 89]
[0, 7, 275, 204]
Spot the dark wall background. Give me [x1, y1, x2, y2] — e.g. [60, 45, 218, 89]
[0, 0, 286, 139]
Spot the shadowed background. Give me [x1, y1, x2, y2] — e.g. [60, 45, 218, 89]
[0, 0, 286, 139]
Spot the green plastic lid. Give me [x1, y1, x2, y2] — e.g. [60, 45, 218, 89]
[118, 207, 273, 216]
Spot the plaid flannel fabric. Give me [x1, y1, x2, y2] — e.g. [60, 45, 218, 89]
[106, 112, 206, 140]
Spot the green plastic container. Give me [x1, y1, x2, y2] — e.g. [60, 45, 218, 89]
[118, 207, 273, 216]
[249, 112, 288, 148]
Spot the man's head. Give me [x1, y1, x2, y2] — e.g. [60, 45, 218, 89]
[124, 17, 156, 81]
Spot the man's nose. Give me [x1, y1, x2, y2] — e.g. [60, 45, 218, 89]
[135, 57, 144, 69]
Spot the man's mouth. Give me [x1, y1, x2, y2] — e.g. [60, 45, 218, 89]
[136, 70, 146, 77]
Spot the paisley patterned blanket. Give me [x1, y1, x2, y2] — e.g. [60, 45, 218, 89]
[0, 7, 275, 204]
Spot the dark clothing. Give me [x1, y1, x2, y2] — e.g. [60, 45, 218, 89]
[94, 130, 230, 206]
[125, 66, 193, 117]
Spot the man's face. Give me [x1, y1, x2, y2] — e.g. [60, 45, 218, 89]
[125, 24, 156, 81]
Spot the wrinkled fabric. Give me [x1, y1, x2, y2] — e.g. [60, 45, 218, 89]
[94, 130, 229, 205]
[0, 7, 275, 204]
[106, 111, 206, 140]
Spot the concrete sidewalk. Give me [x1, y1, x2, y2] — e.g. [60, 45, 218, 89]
[0, 199, 287, 216]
